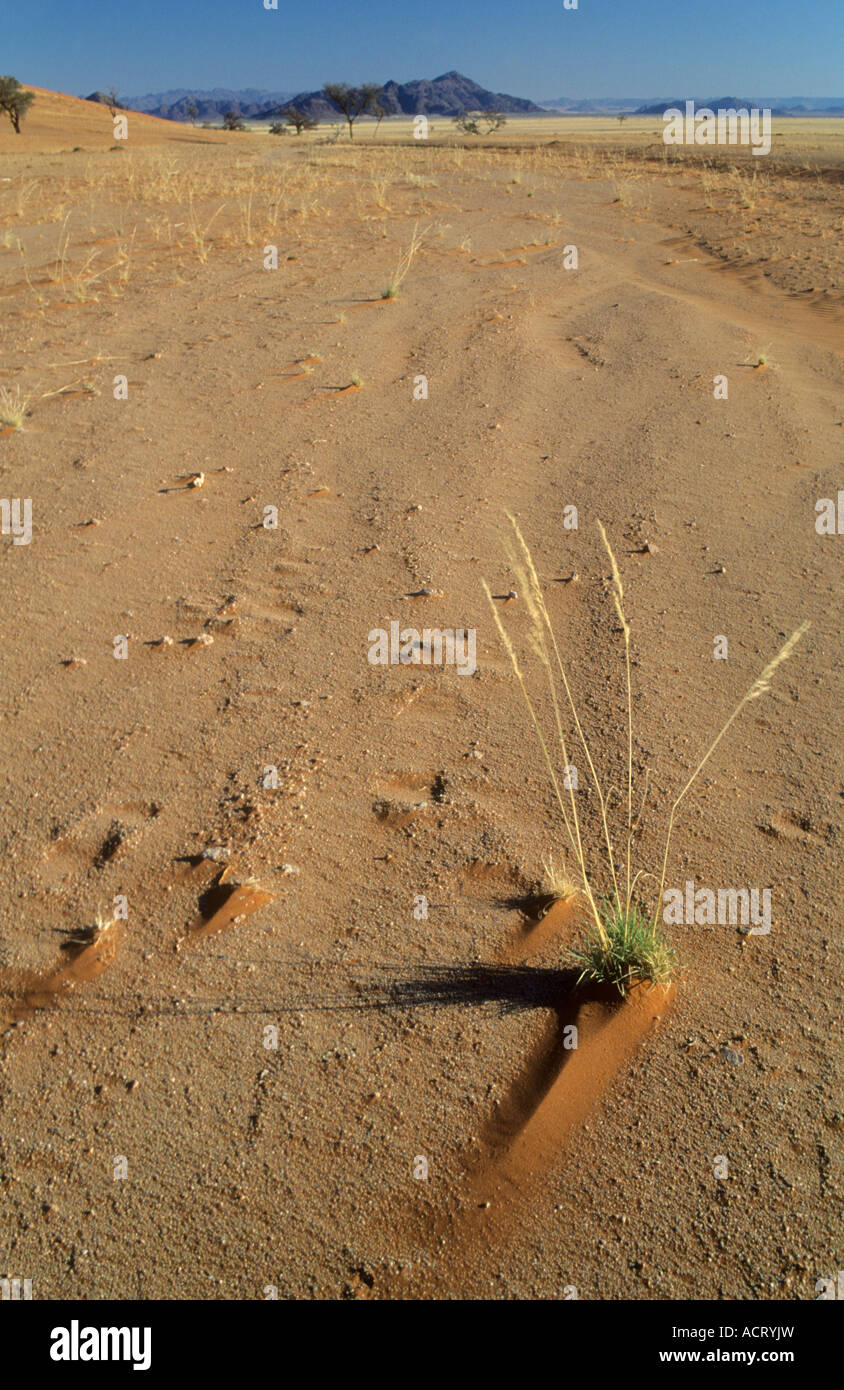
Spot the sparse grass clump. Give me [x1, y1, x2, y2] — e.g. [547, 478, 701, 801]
[743, 345, 772, 369]
[0, 386, 31, 430]
[484, 516, 809, 996]
[381, 222, 426, 299]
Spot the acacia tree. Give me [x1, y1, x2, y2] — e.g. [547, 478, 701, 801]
[283, 105, 317, 135]
[186, 100, 199, 125]
[0, 76, 35, 134]
[454, 109, 506, 135]
[223, 109, 246, 131]
[323, 82, 383, 139]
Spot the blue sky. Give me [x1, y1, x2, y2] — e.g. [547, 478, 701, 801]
[7, 0, 842, 98]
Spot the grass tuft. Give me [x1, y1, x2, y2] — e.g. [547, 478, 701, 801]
[381, 222, 427, 299]
[541, 855, 579, 907]
[567, 902, 676, 997]
[0, 387, 32, 431]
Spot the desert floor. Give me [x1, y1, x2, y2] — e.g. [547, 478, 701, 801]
[0, 96, 842, 1300]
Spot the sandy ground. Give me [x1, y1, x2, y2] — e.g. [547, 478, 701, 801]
[0, 92, 842, 1300]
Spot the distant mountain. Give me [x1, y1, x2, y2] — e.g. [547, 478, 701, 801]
[634, 95, 843, 116]
[120, 87, 293, 121]
[763, 100, 844, 115]
[271, 71, 545, 122]
[539, 94, 843, 116]
[749, 96, 844, 110]
[375, 71, 544, 115]
[119, 72, 545, 123]
[125, 87, 293, 111]
[636, 96, 745, 115]
[538, 97, 645, 113]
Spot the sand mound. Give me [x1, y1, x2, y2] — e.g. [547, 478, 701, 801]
[0, 83, 233, 152]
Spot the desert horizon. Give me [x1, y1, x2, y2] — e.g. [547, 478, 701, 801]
[1, 0, 842, 1353]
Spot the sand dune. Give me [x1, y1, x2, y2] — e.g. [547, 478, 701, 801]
[1, 83, 232, 151]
